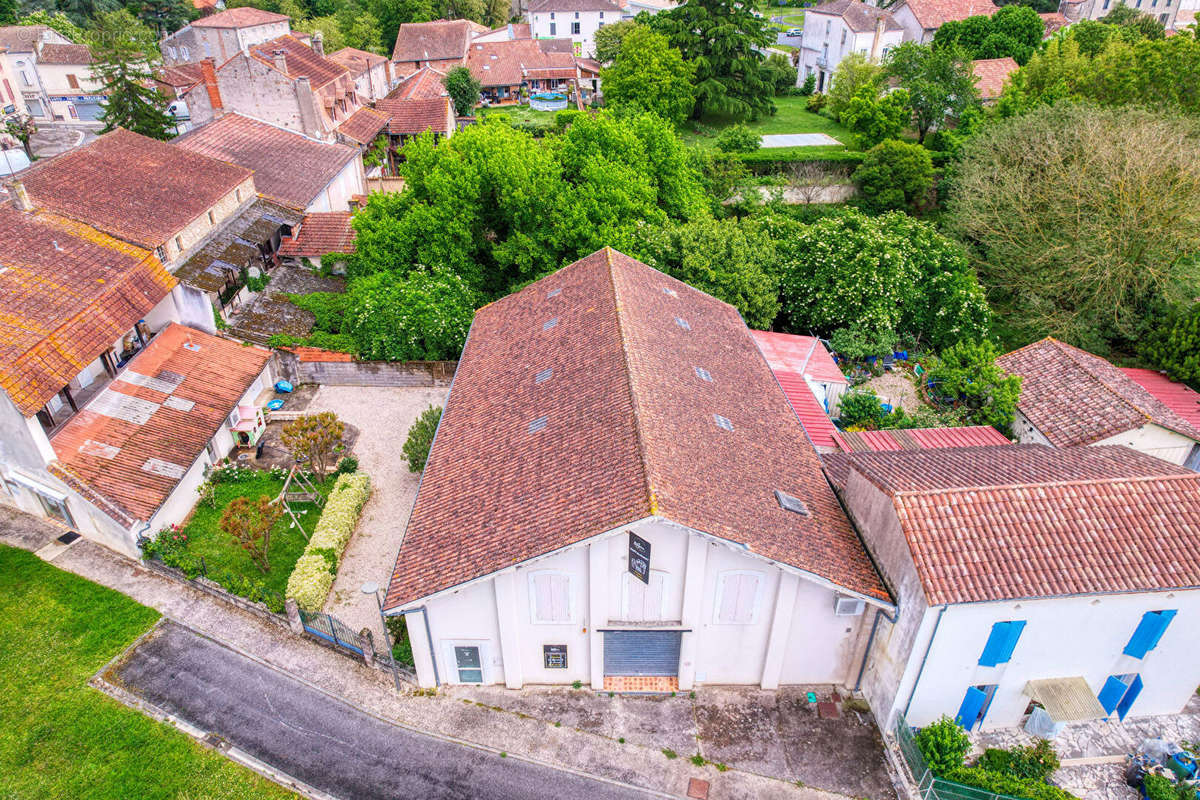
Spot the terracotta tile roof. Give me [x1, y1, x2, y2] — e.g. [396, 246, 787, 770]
[336, 106, 390, 144]
[997, 338, 1200, 447]
[18, 128, 252, 249]
[807, 0, 903, 33]
[37, 42, 93, 65]
[157, 62, 204, 88]
[529, 0, 622, 11]
[327, 46, 387, 77]
[839, 425, 1011, 452]
[174, 197, 301, 292]
[0, 25, 46, 52]
[173, 113, 358, 211]
[393, 58, 464, 78]
[899, 0, 998, 29]
[1039, 11, 1070, 35]
[193, 0, 221, 9]
[776, 372, 845, 451]
[1122, 368, 1200, 433]
[971, 56, 1018, 99]
[191, 7, 290, 27]
[288, 346, 354, 362]
[752, 330, 847, 386]
[391, 19, 478, 63]
[384, 248, 887, 610]
[0, 203, 177, 417]
[840, 444, 1200, 604]
[277, 211, 355, 256]
[466, 38, 579, 87]
[50, 323, 272, 523]
[374, 96, 453, 135]
[248, 35, 348, 90]
[387, 65, 449, 99]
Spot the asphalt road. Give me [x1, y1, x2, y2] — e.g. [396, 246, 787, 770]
[114, 621, 657, 800]
[776, 31, 803, 47]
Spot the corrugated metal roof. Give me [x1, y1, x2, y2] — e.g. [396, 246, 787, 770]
[838, 426, 1011, 452]
[773, 371, 843, 451]
[1122, 368, 1200, 433]
[751, 330, 847, 386]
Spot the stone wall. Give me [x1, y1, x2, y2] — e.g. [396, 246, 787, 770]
[276, 350, 457, 387]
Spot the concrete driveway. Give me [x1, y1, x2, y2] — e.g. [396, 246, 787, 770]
[108, 620, 659, 800]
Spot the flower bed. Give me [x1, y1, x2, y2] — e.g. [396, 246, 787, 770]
[286, 471, 371, 611]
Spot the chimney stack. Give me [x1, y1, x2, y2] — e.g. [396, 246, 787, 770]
[311, 30, 324, 58]
[10, 179, 33, 212]
[295, 76, 321, 139]
[272, 49, 288, 73]
[199, 57, 224, 116]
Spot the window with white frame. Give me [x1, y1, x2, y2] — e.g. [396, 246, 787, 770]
[529, 571, 573, 623]
[714, 571, 763, 624]
[622, 570, 668, 621]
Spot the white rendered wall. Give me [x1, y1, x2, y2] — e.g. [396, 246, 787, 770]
[1096, 424, 1196, 467]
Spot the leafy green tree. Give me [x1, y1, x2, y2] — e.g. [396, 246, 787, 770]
[927, 340, 1022, 429]
[885, 42, 978, 143]
[934, 5, 1042, 64]
[345, 267, 477, 361]
[443, 65, 481, 116]
[368, 0, 436, 55]
[852, 138, 933, 213]
[136, 0, 197, 37]
[403, 405, 443, 472]
[89, 10, 175, 140]
[594, 18, 640, 62]
[714, 123, 760, 153]
[296, 16, 347, 52]
[915, 717, 971, 776]
[826, 51, 883, 121]
[484, 0, 508, 26]
[18, 10, 85, 42]
[4, 114, 36, 160]
[948, 103, 1200, 351]
[1101, 1, 1164, 40]
[631, 216, 779, 328]
[600, 26, 696, 125]
[840, 86, 911, 150]
[837, 388, 889, 429]
[439, 0, 486, 23]
[647, 0, 776, 120]
[763, 52, 798, 95]
[0, 0, 14, 23]
[994, 0, 1057, 13]
[1144, 303, 1200, 390]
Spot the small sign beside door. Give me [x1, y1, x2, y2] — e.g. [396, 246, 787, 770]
[628, 532, 651, 585]
[543, 644, 568, 669]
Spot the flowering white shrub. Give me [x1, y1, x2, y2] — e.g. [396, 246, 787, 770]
[286, 554, 336, 612]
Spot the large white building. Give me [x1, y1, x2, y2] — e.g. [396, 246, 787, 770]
[1058, 0, 1184, 27]
[383, 249, 895, 691]
[829, 444, 1200, 732]
[798, 0, 904, 92]
[527, 0, 625, 58]
[887, 0, 998, 43]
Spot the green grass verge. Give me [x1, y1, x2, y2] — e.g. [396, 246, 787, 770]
[480, 105, 559, 126]
[177, 472, 327, 597]
[0, 544, 298, 800]
[679, 97, 850, 150]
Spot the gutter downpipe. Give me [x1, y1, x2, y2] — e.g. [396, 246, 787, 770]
[396, 606, 440, 687]
[854, 605, 897, 692]
[903, 604, 946, 720]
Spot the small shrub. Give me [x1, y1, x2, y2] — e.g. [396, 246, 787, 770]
[838, 388, 889, 430]
[385, 614, 414, 666]
[798, 73, 816, 96]
[945, 767, 1081, 800]
[806, 92, 826, 112]
[690, 754, 706, 767]
[285, 554, 336, 612]
[915, 716, 970, 776]
[852, 139, 934, 213]
[715, 123, 761, 154]
[555, 108, 584, 131]
[976, 739, 1059, 782]
[662, 748, 678, 759]
[1141, 774, 1189, 800]
[284, 472, 371, 609]
[404, 405, 443, 473]
[334, 455, 359, 475]
[572, 680, 583, 689]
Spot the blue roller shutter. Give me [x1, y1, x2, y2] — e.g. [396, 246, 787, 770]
[1123, 611, 1176, 659]
[1098, 675, 1129, 714]
[979, 621, 1026, 667]
[603, 631, 682, 676]
[1116, 675, 1143, 721]
[955, 687, 988, 730]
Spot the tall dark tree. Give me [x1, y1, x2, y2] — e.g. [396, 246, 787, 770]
[646, 0, 775, 120]
[132, 0, 197, 36]
[885, 42, 978, 142]
[89, 10, 175, 140]
[443, 65, 481, 116]
[0, 0, 18, 24]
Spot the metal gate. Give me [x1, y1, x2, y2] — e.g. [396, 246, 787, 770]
[299, 608, 363, 655]
[603, 630, 682, 676]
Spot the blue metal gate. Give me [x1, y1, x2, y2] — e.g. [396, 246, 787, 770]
[603, 630, 682, 676]
[299, 608, 363, 655]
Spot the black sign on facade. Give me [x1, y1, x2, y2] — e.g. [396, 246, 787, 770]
[628, 531, 651, 584]
[543, 644, 568, 669]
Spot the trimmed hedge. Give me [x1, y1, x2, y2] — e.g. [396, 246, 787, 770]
[736, 144, 951, 175]
[944, 767, 1081, 800]
[285, 471, 372, 611]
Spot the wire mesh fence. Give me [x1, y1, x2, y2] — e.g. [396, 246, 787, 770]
[894, 714, 1032, 800]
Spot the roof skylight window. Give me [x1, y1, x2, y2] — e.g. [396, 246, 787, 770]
[675, 317, 691, 331]
[713, 414, 733, 431]
[529, 416, 548, 433]
[695, 367, 712, 382]
[535, 368, 553, 384]
[774, 490, 810, 516]
[547, 288, 562, 298]
[543, 317, 558, 331]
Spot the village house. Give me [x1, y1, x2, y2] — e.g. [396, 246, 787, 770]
[798, 0, 905, 92]
[886, 0, 999, 43]
[173, 112, 365, 213]
[161, 6, 292, 67]
[0, 43, 29, 119]
[526, 0, 623, 58]
[833, 444, 1200, 732]
[34, 42, 105, 121]
[191, 0, 227, 17]
[383, 248, 894, 691]
[391, 18, 488, 77]
[997, 338, 1200, 470]
[327, 46, 393, 102]
[1058, 0, 1181, 27]
[277, 211, 356, 272]
[467, 38, 600, 103]
[0, 25, 74, 119]
[971, 56, 1018, 102]
[374, 95, 457, 148]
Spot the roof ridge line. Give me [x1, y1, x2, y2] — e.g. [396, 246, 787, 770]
[604, 246, 658, 516]
[893, 470, 1199, 498]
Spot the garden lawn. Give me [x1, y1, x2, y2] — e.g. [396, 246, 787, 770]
[0, 544, 297, 800]
[679, 96, 851, 149]
[177, 470, 328, 597]
[480, 105, 558, 126]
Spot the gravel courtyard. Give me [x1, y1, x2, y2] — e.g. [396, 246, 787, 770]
[305, 385, 448, 642]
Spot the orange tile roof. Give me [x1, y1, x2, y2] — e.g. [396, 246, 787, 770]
[466, 38, 579, 87]
[387, 65, 449, 100]
[384, 248, 887, 610]
[842, 445, 1200, 604]
[327, 46, 387, 77]
[50, 323, 272, 523]
[156, 62, 204, 88]
[900, 0, 997, 29]
[277, 211, 356, 256]
[37, 42, 93, 65]
[971, 56, 1018, 99]
[0, 202, 177, 417]
[336, 106, 390, 144]
[248, 34, 348, 90]
[374, 96, 453, 135]
[1122, 368, 1200, 433]
[998, 338, 1200, 446]
[191, 7, 290, 27]
[391, 19, 479, 63]
[18, 128, 252, 249]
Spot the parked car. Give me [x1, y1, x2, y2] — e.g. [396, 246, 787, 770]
[787, 27, 803, 36]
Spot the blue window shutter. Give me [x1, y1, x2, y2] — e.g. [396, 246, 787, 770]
[979, 621, 1024, 667]
[1116, 675, 1143, 721]
[955, 686, 988, 729]
[998, 620, 1025, 663]
[1098, 676, 1129, 714]
[1123, 611, 1176, 659]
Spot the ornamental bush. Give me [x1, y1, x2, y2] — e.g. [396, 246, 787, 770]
[404, 405, 443, 473]
[945, 767, 1081, 800]
[852, 139, 934, 214]
[1144, 302, 1200, 390]
[927, 339, 1022, 430]
[344, 267, 477, 362]
[915, 715, 970, 775]
[286, 554, 336, 612]
[837, 388, 889, 429]
[976, 739, 1060, 782]
[715, 124, 762, 154]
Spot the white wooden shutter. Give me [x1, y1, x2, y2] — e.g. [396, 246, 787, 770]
[716, 572, 761, 624]
[530, 572, 571, 623]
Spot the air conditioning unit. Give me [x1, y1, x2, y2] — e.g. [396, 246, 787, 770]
[834, 595, 865, 616]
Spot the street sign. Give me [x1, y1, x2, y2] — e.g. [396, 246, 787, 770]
[543, 644, 568, 669]
[628, 532, 651, 585]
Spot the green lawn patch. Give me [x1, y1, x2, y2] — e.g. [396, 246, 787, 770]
[0, 544, 297, 800]
[480, 105, 559, 126]
[173, 468, 329, 598]
[679, 97, 851, 150]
